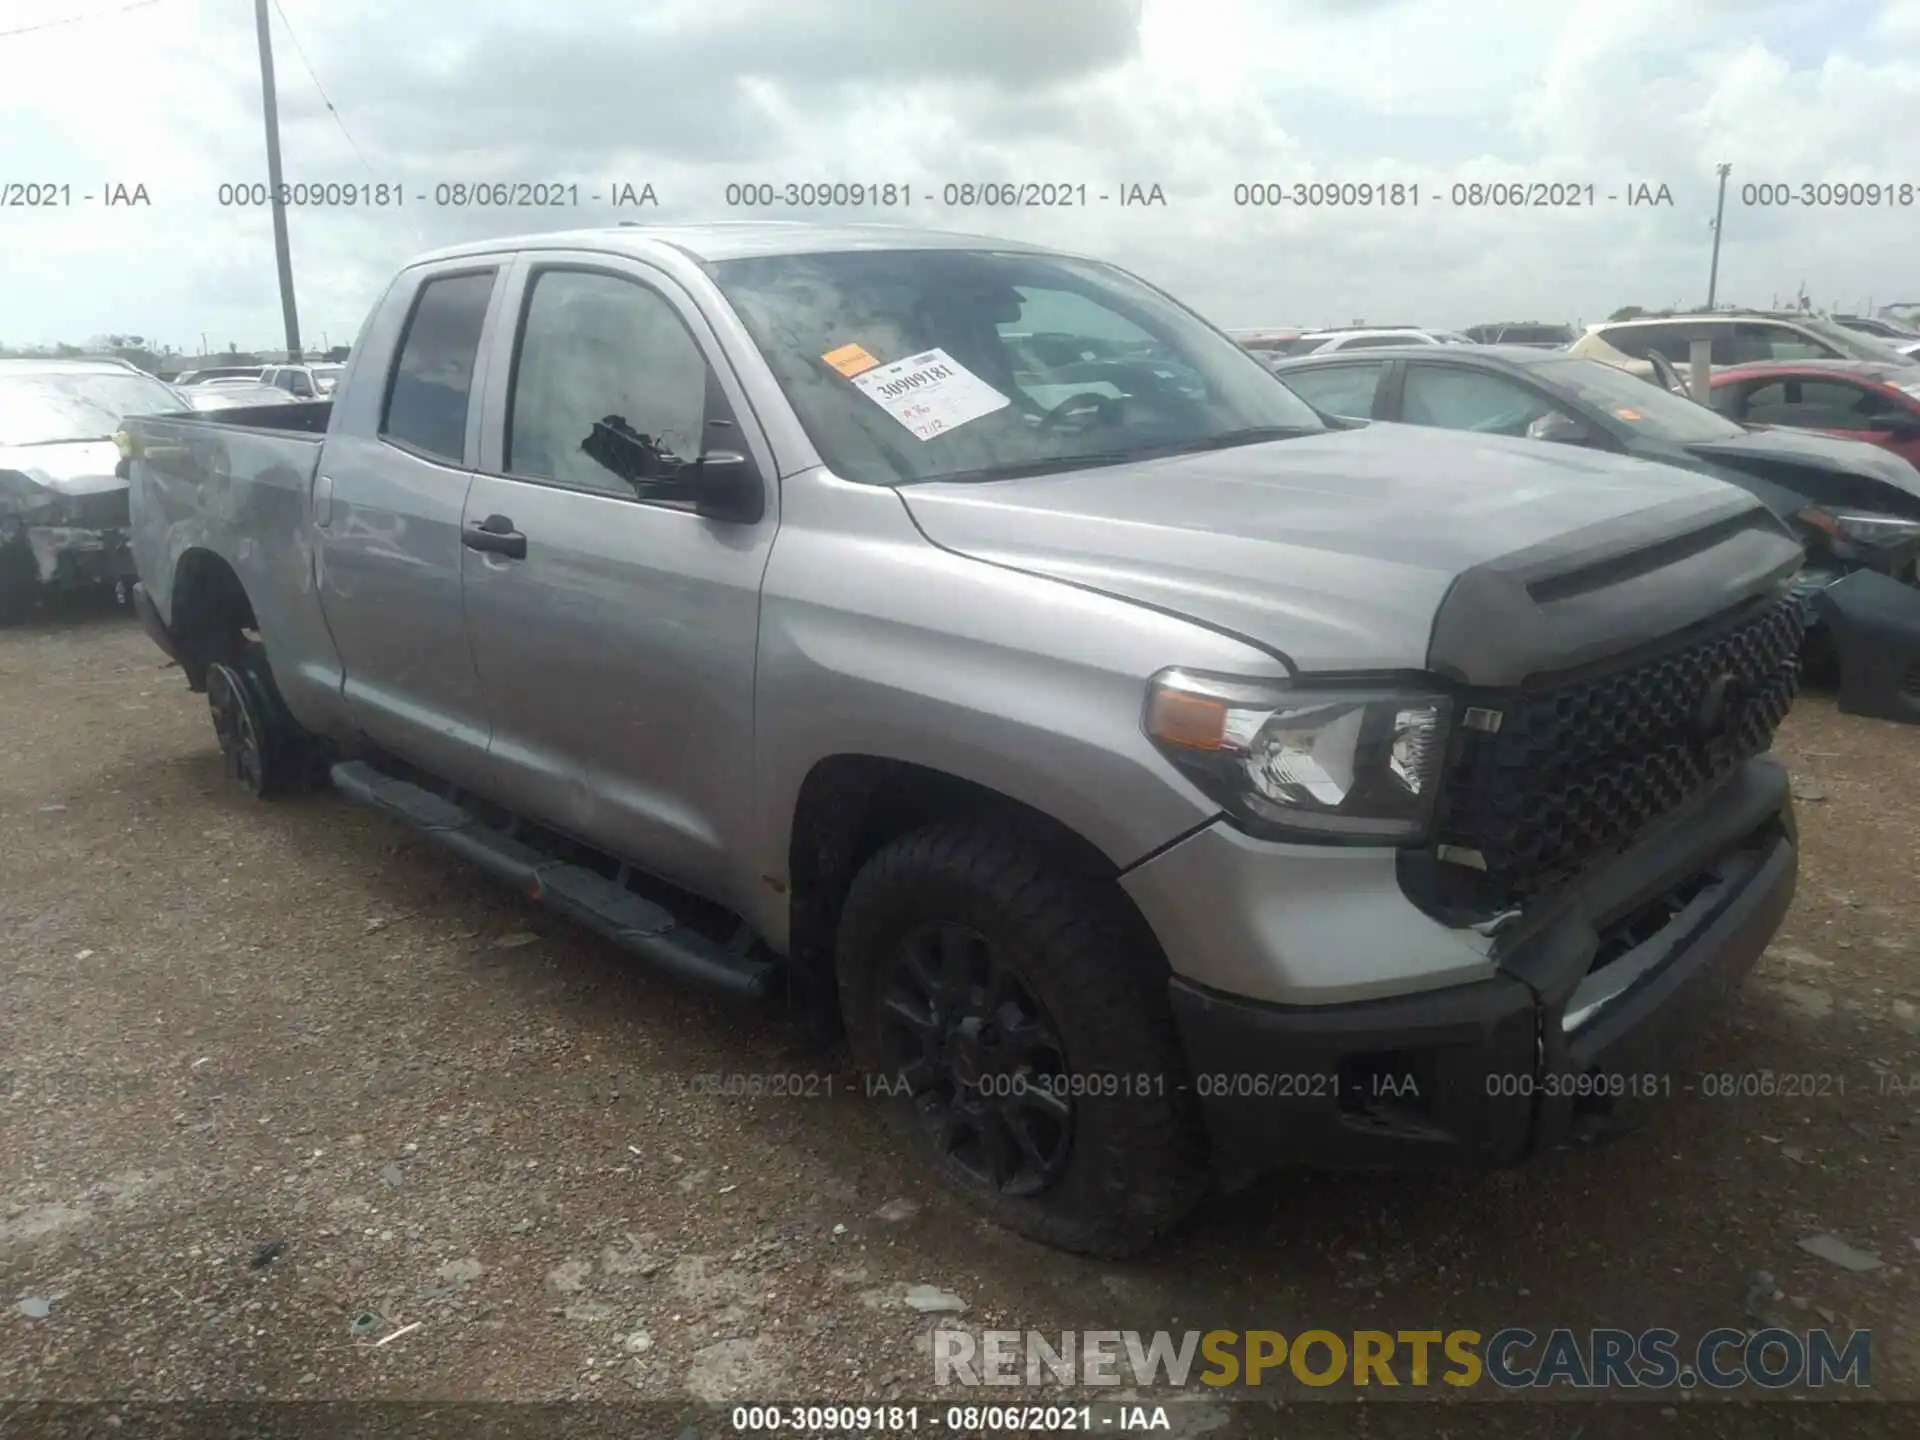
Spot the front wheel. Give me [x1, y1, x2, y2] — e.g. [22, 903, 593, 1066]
[837, 816, 1210, 1256]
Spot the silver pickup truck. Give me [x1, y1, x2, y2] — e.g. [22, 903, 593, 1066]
[125, 223, 1807, 1256]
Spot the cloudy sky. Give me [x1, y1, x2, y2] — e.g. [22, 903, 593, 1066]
[4, 0, 1919, 353]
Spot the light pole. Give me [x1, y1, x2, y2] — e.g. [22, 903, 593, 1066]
[254, 0, 301, 362]
[1706, 163, 1732, 309]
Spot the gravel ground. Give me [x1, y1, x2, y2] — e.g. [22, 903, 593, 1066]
[1, 601, 1916, 1433]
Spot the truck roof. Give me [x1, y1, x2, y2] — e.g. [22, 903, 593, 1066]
[405, 221, 1062, 268]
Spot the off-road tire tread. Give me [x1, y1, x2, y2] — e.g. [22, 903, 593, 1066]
[837, 814, 1210, 1257]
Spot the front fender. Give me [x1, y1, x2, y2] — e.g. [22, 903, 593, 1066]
[744, 471, 1288, 946]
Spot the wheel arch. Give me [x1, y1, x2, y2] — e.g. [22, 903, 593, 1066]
[167, 546, 256, 691]
[782, 754, 1170, 1021]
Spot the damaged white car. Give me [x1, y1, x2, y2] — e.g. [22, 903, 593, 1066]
[0, 359, 187, 622]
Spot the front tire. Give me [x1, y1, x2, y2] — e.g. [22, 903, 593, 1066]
[837, 816, 1209, 1256]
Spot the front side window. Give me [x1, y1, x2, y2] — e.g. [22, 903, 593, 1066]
[711, 248, 1323, 486]
[1742, 377, 1892, 431]
[381, 269, 496, 464]
[506, 268, 709, 497]
[1280, 363, 1385, 419]
[1399, 365, 1552, 435]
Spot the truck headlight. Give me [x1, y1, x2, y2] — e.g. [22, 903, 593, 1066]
[1144, 668, 1451, 844]
[1796, 505, 1920, 548]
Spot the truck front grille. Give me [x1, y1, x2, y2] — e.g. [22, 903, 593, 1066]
[1430, 591, 1804, 911]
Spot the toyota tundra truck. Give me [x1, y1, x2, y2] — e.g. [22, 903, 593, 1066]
[123, 224, 1807, 1256]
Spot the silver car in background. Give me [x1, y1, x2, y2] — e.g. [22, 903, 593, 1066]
[0, 359, 187, 619]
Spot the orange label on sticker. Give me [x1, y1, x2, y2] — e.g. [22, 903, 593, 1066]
[823, 343, 880, 377]
[1613, 407, 1645, 421]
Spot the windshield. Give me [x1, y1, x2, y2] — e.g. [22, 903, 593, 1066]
[711, 249, 1325, 485]
[0, 371, 181, 437]
[1533, 358, 1748, 444]
[0, 374, 178, 444]
[1795, 316, 1920, 366]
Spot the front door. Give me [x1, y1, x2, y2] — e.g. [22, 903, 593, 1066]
[314, 264, 503, 789]
[458, 256, 779, 906]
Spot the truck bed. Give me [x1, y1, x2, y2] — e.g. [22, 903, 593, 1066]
[124, 406, 333, 648]
[159, 399, 333, 436]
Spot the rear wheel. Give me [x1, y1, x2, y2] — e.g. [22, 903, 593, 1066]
[837, 816, 1209, 1256]
[206, 639, 315, 798]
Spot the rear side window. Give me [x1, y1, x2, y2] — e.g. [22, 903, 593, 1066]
[1280, 363, 1384, 419]
[1732, 324, 1834, 363]
[381, 269, 496, 463]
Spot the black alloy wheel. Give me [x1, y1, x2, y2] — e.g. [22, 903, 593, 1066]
[206, 659, 268, 795]
[877, 920, 1074, 1196]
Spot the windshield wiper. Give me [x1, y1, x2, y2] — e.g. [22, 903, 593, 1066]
[917, 451, 1151, 485]
[915, 426, 1322, 486]
[1152, 424, 1324, 454]
[9, 435, 116, 447]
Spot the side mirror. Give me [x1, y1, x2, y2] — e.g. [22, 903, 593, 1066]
[1527, 410, 1592, 445]
[689, 450, 765, 524]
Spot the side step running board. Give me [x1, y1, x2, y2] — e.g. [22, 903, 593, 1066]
[329, 760, 777, 1000]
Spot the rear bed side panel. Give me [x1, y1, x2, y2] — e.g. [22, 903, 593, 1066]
[127, 415, 350, 736]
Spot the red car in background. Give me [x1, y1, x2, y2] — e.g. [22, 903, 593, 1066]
[1708, 359, 1920, 468]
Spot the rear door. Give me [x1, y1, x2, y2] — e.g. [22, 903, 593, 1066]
[313, 262, 507, 789]
[458, 253, 779, 901]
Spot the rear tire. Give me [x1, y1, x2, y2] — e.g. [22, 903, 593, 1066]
[837, 815, 1210, 1256]
[206, 639, 315, 799]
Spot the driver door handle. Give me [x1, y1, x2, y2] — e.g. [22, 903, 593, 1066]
[462, 513, 527, 559]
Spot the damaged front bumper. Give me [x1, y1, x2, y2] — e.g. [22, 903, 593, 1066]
[0, 481, 136, 592]
[1792, 540, 1920, 725]
[1162, 759, 1796, 1185]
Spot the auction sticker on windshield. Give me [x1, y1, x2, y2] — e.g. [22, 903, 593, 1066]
[822, 342, 880, 378]
[849, 347, 1011, 441]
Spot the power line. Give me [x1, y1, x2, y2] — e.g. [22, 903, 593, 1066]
[270, 0, 374, 176]
[0, 0, 171, 41]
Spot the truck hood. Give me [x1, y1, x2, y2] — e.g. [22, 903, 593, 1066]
[1686, 427, 1920, 498]
[0, 440, 127, 498]
[896, 422, 1787, 674]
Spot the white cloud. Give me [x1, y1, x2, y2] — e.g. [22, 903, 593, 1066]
[2, 0, 1918, 350]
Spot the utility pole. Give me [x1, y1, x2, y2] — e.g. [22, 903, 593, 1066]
[1706, 162, 1731, 309]
[254, 0, 301, 362]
